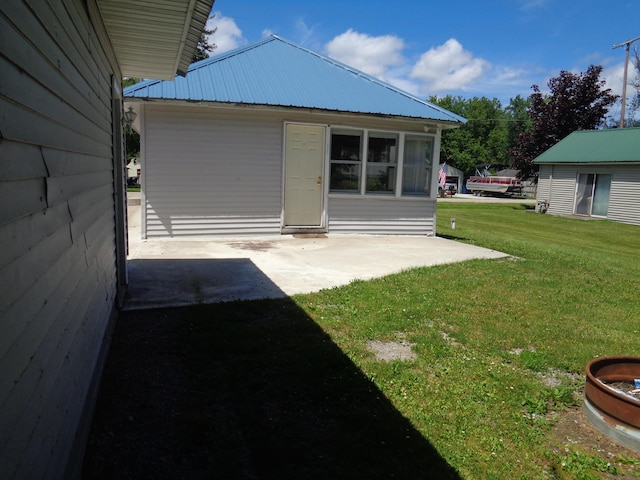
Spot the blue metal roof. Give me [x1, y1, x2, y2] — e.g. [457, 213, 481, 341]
[125, 35, 466, 124]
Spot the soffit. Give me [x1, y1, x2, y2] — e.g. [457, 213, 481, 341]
[96, 0, 214, 80]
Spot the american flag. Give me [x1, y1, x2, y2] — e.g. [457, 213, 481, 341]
[439, 163, 447, 187]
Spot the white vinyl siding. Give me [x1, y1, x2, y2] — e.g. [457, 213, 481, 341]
[607, 165, 640, 226]
[328, 196, 436, 235]
[138, 105, 443, 237]
[143, 105, 284, 237]
[536, 165, 552, 205]
[540, 165, 577, 217]
[1, 1, 120, 478]
[537, 163, 640, 226]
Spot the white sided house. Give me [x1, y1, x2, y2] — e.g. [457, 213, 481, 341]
[0, 0, 213, 478]
[534, 128, 640, 225]
[125, 35, 466, 238]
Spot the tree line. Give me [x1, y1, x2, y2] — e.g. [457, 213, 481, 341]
[430, 64, 630, 180]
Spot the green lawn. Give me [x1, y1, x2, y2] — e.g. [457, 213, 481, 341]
[87, 203, 640, 479]
[296, 204, 640, 478]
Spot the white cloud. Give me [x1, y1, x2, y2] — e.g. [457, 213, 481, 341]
[603, 61, 630, 98]
[323, 32, 495, 98]
[207, 17, 514, 101]
[324, 29, 405, 80]
[206, 13, 246, 54]
[410, 39, 491, 93]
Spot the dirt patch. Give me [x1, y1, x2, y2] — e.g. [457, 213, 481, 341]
[547, 402, 640, 475]
[366, 340, 417, 361]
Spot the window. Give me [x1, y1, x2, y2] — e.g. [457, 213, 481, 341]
[328, 128, 436, 197]
[366, 132, 398, 194]
[575, 173, 611, 217]
[402, 135, 433, 196]
[329, 129, 362, 192]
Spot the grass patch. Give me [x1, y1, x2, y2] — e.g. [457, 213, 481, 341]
[86, 203, 640, 479]
[293, 204, 640, 478]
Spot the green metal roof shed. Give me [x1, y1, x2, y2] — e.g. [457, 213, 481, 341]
[534, 128, 640, 164]
[534, 128, 640, 226]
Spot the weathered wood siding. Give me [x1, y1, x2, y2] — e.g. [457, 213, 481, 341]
[1, 1, 120, 478]
[328, 196, 436, 235]
[142, 105, 284, 237]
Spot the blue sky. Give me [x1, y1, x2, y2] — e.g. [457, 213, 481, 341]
[207, 0, 639, 118]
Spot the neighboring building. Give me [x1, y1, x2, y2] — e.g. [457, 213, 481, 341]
[439, 164, 465, 194]
[127, 158, 142, 185]
[125, 35, 465, 238]
[0, 1, 213, 478]
[534, 128, 640, 225]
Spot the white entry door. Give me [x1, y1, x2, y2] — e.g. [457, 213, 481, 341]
[284, 124, 325, 228]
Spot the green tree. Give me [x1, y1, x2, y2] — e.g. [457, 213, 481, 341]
[626, 47, 640, 127]
[122, 77, 141, 162]
[192, 18, 217, 63]
[429, 95, 511, 175]
[510, 65, 618, 179]
[504, 95, 531, 148]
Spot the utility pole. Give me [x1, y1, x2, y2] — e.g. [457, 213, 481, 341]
[613, 35, 640, 128]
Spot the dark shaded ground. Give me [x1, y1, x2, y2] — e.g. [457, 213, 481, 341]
[82, 300, 461, 479]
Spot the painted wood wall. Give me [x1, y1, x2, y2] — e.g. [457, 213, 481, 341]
[140, 104, 438, 237]
[1, 0, 121, 477]
[537, 164, 640, 225]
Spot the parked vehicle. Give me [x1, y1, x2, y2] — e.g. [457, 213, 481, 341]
[126, 159, 141, 186]
[438, 176, 458, 196]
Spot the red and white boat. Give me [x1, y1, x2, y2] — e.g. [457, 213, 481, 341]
[466, 164, 522, 196]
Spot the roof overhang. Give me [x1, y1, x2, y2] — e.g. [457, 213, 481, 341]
[96, 0, 215, 80]
[124, 97, 463, 134]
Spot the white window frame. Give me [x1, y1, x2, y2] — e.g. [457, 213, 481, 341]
[329, 127, 363, 194]
[365, 131, 400, 195]
[328, 126, 436, 198]
[573, 172, 612, 217]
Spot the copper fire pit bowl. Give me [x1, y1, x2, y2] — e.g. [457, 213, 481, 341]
[584, 356, 640, 451]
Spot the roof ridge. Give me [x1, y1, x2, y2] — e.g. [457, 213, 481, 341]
[187, 35, 278, 72]
[124, 36, 281, 94]
[571, 127, 640, 134]
[269, 35, 465, 123]
[124, 35, 465, 124]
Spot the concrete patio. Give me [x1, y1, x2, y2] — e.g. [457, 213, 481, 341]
[123, 200, 511, 310]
